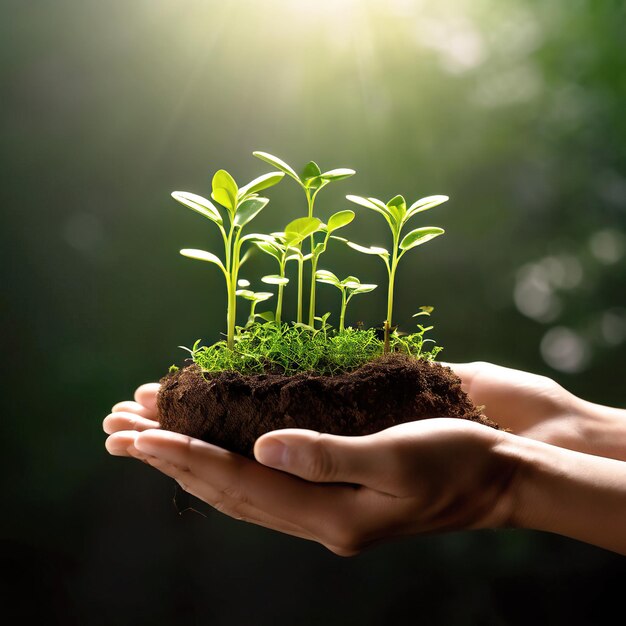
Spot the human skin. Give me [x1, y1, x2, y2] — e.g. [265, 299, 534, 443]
[103, 362, 626, 556]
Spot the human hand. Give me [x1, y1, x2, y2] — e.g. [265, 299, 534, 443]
[105, 411, 517, 556]
[447, 362, 626, 461]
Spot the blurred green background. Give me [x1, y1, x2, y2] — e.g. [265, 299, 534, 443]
[2, 0, 625, 623]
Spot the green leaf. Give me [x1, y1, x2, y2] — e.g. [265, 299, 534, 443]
[284, 216, 322, 245]
[256, 310, 275, 322]
[240, 233, 277, 244]
[346, 241, 390, 257]
[346, 194, 387, 214]
[211, 169, 238, 212]
[327, 210, 355, 232]
[413, 305, 434, 317]
[253, 151, 300, 182]
[301, 161, 322, 181]
[320, 168, 356, 181]
[399, 227, 445, 251]
[345, 195, 396, 233]
[234, 197, 269, 227]
[351, 283, 377, 294]
[386, 194, 407, 225]
[238, 172, 285, 198]
[304, 175, 326, 191]
[256, 241, 282, 261]
[341, 276, 360, 287]
[407, 195, 449, 217]
[236, 289, 255, 299]
[253, 292, 274, 302]
[171, 191, 223, 225]
[262, 274, 290, 285]
[315, 269, 340, 285]
[179, 248, 226, 273]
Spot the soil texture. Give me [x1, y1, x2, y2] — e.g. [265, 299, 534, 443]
[157, 354, 498, 459]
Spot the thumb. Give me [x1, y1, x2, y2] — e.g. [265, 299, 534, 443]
[254, 429, 375, 485]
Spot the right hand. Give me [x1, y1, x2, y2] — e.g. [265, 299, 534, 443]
[448, 361, 626, 460]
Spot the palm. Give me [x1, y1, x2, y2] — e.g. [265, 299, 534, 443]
[449, 362, 582, 450]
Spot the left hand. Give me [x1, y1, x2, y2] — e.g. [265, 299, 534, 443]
[104, 385, 518, 556]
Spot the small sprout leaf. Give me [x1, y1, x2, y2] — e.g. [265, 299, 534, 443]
[346, 241, 390, 257]
[387, 194, 407, 213]
[346, 194, 387, 214]
[236, 289, 255, 299]
[262, 274, 289, 285]
[284, 216, 322, 245]
[327, 210, 355, 232]
[241, 233, 277, 244]
[253, 292, 274, 302]
[407, 195, 449, 217]
[234, 197, 269, 227]
[256, 241, 282, 260]
[315, 269, 340, 285]
[238, 172, 285, 198]
[413, 305, 434, 317]
[351, 283, 377, 294]
[301, 161, 322, 181]
[399, 227, 445, 251]
[211, 169, 238, 212]
[320, 168, 356, 181]
[180, 248, 226, 272]
[237, 279, 251, 287]
[256, 311, 275, 322]
[171, 191, 223, 225]
[253, 151, 300, 182]
[342, 275, 360, 286]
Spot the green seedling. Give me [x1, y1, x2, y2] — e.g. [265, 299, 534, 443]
[253, 151, 356, 326]
[345, 193, 447, 352]
[172, 168, 284, 349]
[315, 270, 377, 331]
[235, 285, 274, 325]
[257, 216, 322, 323]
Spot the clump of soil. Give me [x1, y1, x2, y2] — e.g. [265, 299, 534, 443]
[157, 354, 498, 458]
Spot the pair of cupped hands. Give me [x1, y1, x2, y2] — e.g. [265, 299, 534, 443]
[104, 362, 625, 556]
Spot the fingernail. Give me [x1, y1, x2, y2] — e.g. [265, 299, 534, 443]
[256, 439, 288, 469]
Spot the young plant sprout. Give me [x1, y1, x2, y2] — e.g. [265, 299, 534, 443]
[253, 151, 355, 326]
[235, 284, 274, 325]
[170, 152, 447, 374]
[257, 216, 322, 323]
[172, 168, 284, 349]
[315, 270, 377, 331]
[345, 193, 447, 353]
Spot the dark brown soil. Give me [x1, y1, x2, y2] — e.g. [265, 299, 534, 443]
[157, 354, 498, 459]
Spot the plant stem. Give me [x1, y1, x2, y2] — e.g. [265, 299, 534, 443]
[339, 289, 347, 332]
[227, 275, 236, 349]
[308, 255, 318, 327]
[306, 189, 319, 327]
[276, 258, 286, 323]
[297, 255, 304, 324]
[384, 239, 399, 354]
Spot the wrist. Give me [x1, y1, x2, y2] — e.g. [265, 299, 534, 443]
[496, 432, 626, 553]
[569, 395, 626, 461]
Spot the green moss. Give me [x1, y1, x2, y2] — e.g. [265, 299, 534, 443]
[185, 323, 443, 376]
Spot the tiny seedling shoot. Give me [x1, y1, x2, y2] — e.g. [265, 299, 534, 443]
[171, 151, 447, 375]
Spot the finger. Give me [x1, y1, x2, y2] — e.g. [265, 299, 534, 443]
[103, 411, 160, 434]
[133, 430, 364, 539]
[105, 430, 141, 457]
[110, 401, 156, 419]
[140, 453, 314, 542]
[134, 383, 160, 412]
[254, 428, 392, 489]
